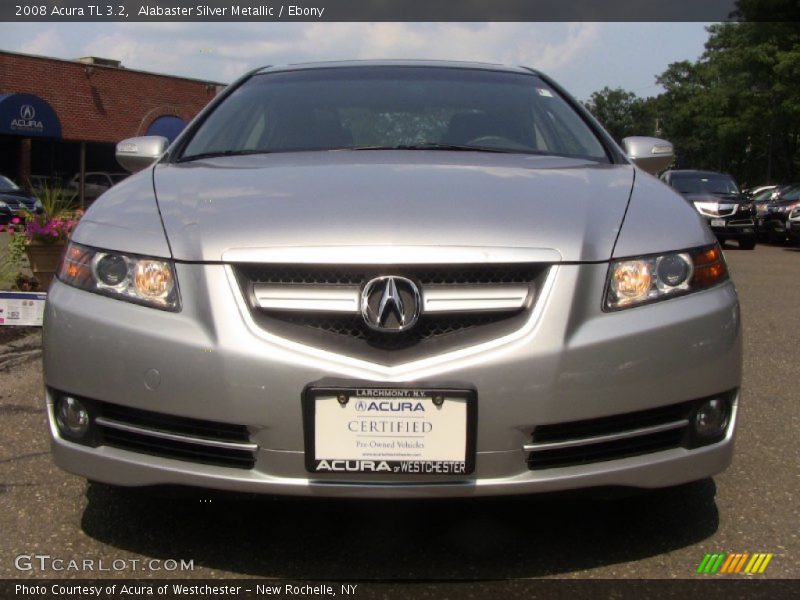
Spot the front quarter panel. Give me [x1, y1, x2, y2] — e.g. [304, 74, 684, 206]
[614, 170, 714, 258]
[71, 169, 171, 258]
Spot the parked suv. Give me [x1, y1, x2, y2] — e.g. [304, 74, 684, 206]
[44, 61, 740, 498]
[661, 170, 756, 249]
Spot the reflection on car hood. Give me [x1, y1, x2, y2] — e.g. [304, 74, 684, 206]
[153, 151, 635, 262]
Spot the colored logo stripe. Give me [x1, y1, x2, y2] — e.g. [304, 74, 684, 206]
[744, 553, 774, 574]
[697, 553, 726, 573]
[697, 553, 774, 574]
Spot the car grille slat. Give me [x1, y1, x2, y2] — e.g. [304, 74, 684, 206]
[527, 428, 685, 470]
[526, 401, 696, 470]
[93, 401, 256, 469]
[101, 428, 256, 469]
[98, 402, 250, 443]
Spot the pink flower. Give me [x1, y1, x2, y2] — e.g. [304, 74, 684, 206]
[11, 217, 20, 224]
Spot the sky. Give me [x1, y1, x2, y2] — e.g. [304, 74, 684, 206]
[0, 22, 713, 101]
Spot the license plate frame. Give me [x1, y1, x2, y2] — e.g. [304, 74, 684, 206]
[303, 382, 477, 475]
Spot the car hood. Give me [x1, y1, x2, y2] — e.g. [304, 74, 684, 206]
[152, 151, 635, 263]
[0, 190, 31, 202]
[683, 192, 745, 204]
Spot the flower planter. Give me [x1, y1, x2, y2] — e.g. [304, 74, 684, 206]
[25, 243, 65, 291]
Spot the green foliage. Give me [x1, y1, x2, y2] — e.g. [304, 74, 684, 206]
[586, 11, 800, 186]
[32, 181, 73, 220]
[583, 87, 659, 143]
[654, 18, 800, 185]
[0, 227, 29, 289]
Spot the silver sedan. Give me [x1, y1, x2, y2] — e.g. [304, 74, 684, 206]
[44, 61, 740, 497]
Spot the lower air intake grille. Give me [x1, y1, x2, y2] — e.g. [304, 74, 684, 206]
[526, 401, 695, 470]
[94, 401, 256, 469]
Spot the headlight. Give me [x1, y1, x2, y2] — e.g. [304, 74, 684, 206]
[692, 202, 718, 217]
[605, 244, 728, 310]
[57, 242, 180, 311]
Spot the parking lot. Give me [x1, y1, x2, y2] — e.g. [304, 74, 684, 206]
[0, 243, 797, 581]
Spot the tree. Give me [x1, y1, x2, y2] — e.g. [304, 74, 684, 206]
[583, 87, 658, 143]
[655, 16, 800, 185]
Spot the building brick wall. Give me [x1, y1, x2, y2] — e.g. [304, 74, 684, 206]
[0, 51, 222, 143]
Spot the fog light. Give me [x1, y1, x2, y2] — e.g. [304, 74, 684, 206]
[55, 396, 90, 438]
[694, 398, 729, 438]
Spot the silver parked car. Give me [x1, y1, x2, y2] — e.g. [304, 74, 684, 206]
[44, 61, 740, 498]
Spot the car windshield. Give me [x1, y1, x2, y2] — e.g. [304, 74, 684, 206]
[180, 67, 609, 161]
[753, 189, 776, 202]
[670, 174, 739, 195]
[780, 186, 800, 202]
[0, 176, 20, 192]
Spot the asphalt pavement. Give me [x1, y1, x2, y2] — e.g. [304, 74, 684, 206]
[0, 243, 797, 583]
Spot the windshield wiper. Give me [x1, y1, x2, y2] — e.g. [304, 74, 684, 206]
[347, 143, 541, 154]
[178, 149, 273, 163]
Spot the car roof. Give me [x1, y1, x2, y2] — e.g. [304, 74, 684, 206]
[256, 60, 537, 76]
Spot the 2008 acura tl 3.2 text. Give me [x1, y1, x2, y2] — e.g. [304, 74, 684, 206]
[44, 61, 740, 497]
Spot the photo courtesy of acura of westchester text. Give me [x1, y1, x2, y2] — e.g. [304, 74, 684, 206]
[0, 0, 797, 590]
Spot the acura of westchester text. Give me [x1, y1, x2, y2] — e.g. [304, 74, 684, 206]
[44, 61, 741, 499]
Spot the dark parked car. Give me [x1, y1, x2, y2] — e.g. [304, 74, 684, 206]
[758, 185, 800, 244]
[787, 204, 800, 246]
[661, 169, 756, 249]
[769, 183, 800, 202]
[0, 175, 42, 224]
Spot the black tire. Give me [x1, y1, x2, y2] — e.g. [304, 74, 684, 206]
[739, 238, 756, 250]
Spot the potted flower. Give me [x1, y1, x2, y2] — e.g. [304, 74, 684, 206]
[0, 184, 82, 291]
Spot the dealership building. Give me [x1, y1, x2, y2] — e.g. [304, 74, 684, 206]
[0, 50, 224, 201]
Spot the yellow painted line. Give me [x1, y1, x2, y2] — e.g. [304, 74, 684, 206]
[744, 554, 759, 573]
[758, 554, 774, 574]
[748, 554, 766, 573]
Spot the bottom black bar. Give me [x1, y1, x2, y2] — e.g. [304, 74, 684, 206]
[3, 579, 797, 600]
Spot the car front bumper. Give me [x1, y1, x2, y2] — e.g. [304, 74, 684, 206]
[704, 216, 755, 239]
[44, 262, 742, 497]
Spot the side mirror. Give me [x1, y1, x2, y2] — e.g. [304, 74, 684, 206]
[622, 136, 674, 176]
[116, 136, 169, 173]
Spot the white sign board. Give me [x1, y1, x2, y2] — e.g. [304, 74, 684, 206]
[0, 292, 47, 326]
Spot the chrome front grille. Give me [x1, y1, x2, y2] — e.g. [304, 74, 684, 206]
[234, 263, 549, 362]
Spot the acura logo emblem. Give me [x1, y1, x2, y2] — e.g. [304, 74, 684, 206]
[361, 276, 421, 332]
[20, 105, 36, 120]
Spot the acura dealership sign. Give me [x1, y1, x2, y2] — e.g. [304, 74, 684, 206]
[0, 93, 61, 138]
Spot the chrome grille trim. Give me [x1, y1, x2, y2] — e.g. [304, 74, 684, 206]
[423, 285, 530, 312]
[523, 419, 689, 452]
[95, 417, 259, 451]
[252, 283, 531, 314]
[234, 261, 550, 361]
[254, 285, 359, 312]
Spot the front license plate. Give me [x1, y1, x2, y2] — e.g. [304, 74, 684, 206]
[304, 385, 476, 475]
[710, 219, 726, 228]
